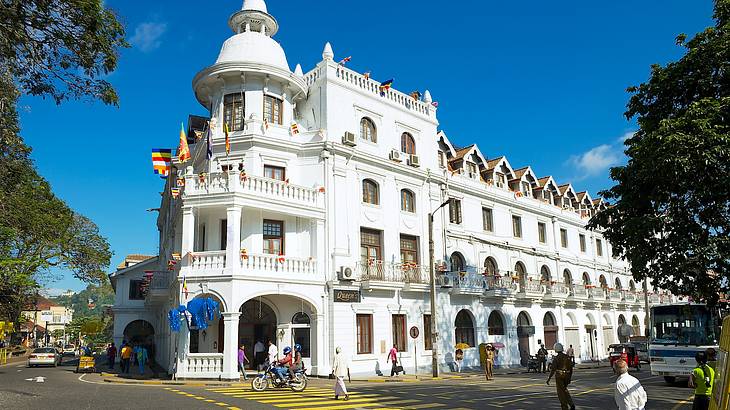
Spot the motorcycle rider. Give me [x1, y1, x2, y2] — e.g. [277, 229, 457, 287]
[289, 344, 303, 380]
[274, 346, 293, 382]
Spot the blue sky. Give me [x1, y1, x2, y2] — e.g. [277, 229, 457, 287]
[21, 0, 714, 294]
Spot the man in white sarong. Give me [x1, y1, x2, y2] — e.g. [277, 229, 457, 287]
[332, 347, 350, 401]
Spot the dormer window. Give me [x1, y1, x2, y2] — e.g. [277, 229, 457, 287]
[360, 117, 377, 143]
[263, 95, 283, 125]
[466, 162, 478, 178]
[401, 132, 416, 155]
[520, 181, 530, 195]
[496, 173, 506, 188]
[437, 150, 445, 168]
[224, 93, 245, 131]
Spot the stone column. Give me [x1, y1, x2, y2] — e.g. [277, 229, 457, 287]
[225, 206, 242, 271]
[181, 207, 196, 256]
[314, 313, 326, 376]
[221, 312, 240, 381]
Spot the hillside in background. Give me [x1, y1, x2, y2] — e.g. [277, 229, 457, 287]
[52, 282, 114, 318]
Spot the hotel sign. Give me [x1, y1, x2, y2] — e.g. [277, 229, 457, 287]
[334, 289, 361, 303]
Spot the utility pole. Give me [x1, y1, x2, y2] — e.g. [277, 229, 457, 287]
[643, 279, 651, 337]
[428, 199, 450, 378]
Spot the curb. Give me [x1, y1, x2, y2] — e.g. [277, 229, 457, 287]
[102, 377, 244, 387]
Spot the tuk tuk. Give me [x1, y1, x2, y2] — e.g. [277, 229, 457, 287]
[76, 355, 96, 373]
[609, 343, 641, 372]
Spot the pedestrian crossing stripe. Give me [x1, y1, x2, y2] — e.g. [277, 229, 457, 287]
[258, 394, 380, 404]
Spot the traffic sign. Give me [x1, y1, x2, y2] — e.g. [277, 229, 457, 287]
[409, 326, 419, 339]
[40, 311, 53, 323]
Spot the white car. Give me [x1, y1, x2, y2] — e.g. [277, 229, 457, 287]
[62, 345, 76, 356]
[28, 347, 61, 367]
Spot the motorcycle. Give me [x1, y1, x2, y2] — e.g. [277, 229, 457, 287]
[251, 362, 307, 392]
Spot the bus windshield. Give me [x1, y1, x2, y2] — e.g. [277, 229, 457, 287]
[651, 304, 720, 346]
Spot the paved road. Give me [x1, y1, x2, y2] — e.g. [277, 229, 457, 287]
[0, 357, 698, 409]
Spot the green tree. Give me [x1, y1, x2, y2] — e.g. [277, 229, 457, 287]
[589, 0, 730, 304]
[53, 282, 114, 318]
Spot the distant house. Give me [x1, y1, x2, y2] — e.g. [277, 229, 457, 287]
[20, 296, 73, 347]
[109, 254, 158, 351]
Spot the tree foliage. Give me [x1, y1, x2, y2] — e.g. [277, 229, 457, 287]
[0, 0, 128, 105]
[52, 282, 114, 319]
[589, 1, 730, 304]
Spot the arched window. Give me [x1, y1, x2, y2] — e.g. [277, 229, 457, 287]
[582, 272, 591, 286]
[614, 278, 622, 290]
[618, 314, 626, 325]
[400, 189, 415, 213]
[483, 257, 498, 276]
[450, 252, 465, 273]
[540, 265, 551, 283]
[455, 310, 475, 347]
[543, 312, 558, 348]
[563, 269, 572, 286]
[632, 315, 641, 336]
[543, 312, 556, 326]
[362, 179, 379, 205]
[401, 132, 416, 154]
[360, 117, 377, 143]
[488, 311, 505, 335]
[515, 262, 526, 286]
[599, 275, 608, 289]
[629, 280, 636, 291]
[292, 312, 311, 325]
[517, 311, 531, 327]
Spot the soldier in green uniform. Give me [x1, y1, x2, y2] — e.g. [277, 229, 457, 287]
[546, 343, 575, 410]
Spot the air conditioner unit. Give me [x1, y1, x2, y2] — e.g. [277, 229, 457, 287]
[440, 274, 453, 288]
[389, 149, 402, 162]
[342, 132, 356, 147]
[407, 154, 420, 167]
[338, 266, 355, 281]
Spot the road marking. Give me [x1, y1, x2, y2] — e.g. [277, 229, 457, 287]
[276, 397, 387, 407]
[573, 387, 612, 396]
[670, 394, 695, 410]
[259, 394, 379, 404]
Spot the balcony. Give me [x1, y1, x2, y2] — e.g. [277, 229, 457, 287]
[190, 251, 226, 274]
[450, 273, 489, 296]
[184, 172, 325, 214]
[546, 283, 570, 299]
[176, 353, 224, 379]
[571, 286, 589, 301]
[517, 281, 545, 299]
[484, 276, 518, 298]
[649, 294, 661, 305]
[242, 253, 318, 277]
[623, 291, 637, 303]
[587, 287, 604, 300]
[146, 273, 171, 303]
[660, 294, 674, 304]
[609, 289, 623, 302]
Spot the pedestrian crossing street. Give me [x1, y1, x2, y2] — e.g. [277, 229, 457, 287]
[203, 386, 449, 410]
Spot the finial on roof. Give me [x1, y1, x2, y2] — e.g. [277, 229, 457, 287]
[294, 64, 303, 76]
[242, 0, 268, 13]
[423, 90, 432, 104]
[322, 42, 334, 60]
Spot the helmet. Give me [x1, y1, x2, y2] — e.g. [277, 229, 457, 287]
[553, 343, 564, 352]
[283, 346, 292, 355]
[294, 344, 302, 352]
[696, 351, 707, 364]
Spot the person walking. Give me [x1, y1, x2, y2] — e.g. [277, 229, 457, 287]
[689, 351, 714, 410]
[566, 344, 575, 364]
[454, 348, 464, 373]
[135, 345, 148, 375]
[484, 344, 495, 381]
[266, 339, 278, 368]
[238, 344, 249, 381]
[538, 344, 549, 373]
[546, 343, 575, 410]
[387, 343, 401, 377]
[120, 342, 132, 373]
[254, 339, 266, 371]
[332, 347, 350, 401]
[614, 359, 647, 410]
[106, 343, 117, 370]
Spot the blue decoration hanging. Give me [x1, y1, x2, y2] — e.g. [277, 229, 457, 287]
[186, 297, 220, 330]
[168, 304, 190, 332]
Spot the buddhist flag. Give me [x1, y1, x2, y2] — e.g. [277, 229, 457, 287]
[380, 79, 394, 91]
[178, 123, 191, 163]
[171, 187, 181, 198]
[151, 149, 172, 178]
[338, 56, 352, 65]
[224, 123, 231, 155]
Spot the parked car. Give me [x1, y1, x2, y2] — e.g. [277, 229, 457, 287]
[28, 347, 61, 367]
[62, 345, 76, 356]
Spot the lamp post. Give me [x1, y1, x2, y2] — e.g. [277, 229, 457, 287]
[428, 199, 450, 378]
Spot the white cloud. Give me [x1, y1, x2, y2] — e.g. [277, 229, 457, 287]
[568, 144, 622, 180]
[619, 131, 635, 143]
[130, 22, 168, 53]
[41, 288, 75, 297]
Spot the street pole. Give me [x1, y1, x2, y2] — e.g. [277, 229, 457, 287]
[643, 279, 650, 337]
[429, 199, 450, 378]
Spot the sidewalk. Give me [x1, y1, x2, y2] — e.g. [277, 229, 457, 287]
[0, 351, 28, 367]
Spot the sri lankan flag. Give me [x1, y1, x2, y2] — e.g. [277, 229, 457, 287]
[224, 123, 231, 155]
[178, 123, 191, 163]
[152, 149, 172, 178]
[380, 79, 394, 91]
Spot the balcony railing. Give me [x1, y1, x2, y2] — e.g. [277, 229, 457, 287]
[190, 251, 226, 271]
[451, 273, 489, 295]
[649, 294, 661, 304]
[242, 253, 317, 276]
[548, 283, 569, 297]
[150, 274, 171, 290]
[587, 287, 603, 299]
[357, 261, 430, 289]
[609, 289, 622, 301]
[178, 353, 224, 379]
[572, 286, 588, 299]
[521, 281, 545, 296]
[484, 276, 518, 297]
[623, 291, 637, 303]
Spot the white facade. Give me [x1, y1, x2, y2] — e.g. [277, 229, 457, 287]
[111, 0, 674, 380]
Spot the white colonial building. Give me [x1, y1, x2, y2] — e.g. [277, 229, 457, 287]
[111, 0, 674, 380]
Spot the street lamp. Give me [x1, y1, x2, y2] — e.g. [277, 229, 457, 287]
[428, 199, 450, 378]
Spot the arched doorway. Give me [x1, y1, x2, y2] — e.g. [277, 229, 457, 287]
[617, 314, 628, 343]
[632, 315, 641, 336]
[239, 299, 277, 370]
[516, 311, 532, 366]
[123, 320, 155, 346]
[563, 269, 572, 288]
[602, 314, 615, 347]
[483, 257, 498, 276]
[291, 312, 311, 359]
[564, 313, 580, 360]
[543, 312, 558, 349]
[455, 310, 475, 347]
[450, 252, 466, 273]
[584, 313, 597, 361]
[515, 262, 527, 292]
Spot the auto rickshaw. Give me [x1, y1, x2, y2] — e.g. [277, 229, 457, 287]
[608, 343, 641, 372]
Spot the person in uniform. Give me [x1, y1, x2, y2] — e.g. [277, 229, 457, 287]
[484, 344, 496, 381]
[537, 344, 549, 373]
[546, 343, 575, 410]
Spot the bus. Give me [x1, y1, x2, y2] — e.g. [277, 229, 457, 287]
[650, 303, 721, 384]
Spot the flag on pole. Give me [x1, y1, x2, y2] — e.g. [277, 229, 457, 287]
[205, 122, 212, 160]
[290, 123, 299, 135]
[178, 123, 191, 163]
[410, 91, 422, 100]
[171, 187, 181, 198]
[380, 79, 394, 91]
[182, 276, 189, 299]
[364, 71, 371, 80]
[151, 149, 172, 178]
[264, 118, 269, 131]
[338, 56, 352, 65]
[224, 123, 230, 155]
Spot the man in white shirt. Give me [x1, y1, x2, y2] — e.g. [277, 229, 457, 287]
[566, 345, 575, 364]
[253, 339, 266, 370]
[614, 359, 647, 410]
[267, 339, 278, 366]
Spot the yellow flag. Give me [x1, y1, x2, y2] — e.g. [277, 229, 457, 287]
[178, 123, 191, 163]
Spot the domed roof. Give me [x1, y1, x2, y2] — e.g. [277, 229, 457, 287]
[215, 31, 290, 71]
[243, 0, 267, 12]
